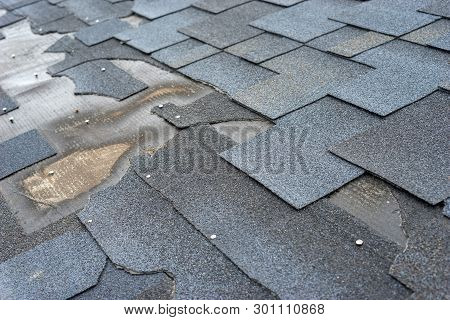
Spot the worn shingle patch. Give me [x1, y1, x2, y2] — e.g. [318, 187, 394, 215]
[77, 170, 277, 300]
[233, 46, 371, 119]
[0, 86, 18, 115]
[116, 8, 210, 54]
[75, 18, 131, 46]
[225, 33, 301, 63]
[151, 39, 220, 69]
[179, 1, 280, 49]
[47, 37, 166, 75]
[0, 130, 56, 180]
[330, 91, 449, 205]
[132, 0, 197, 20]
[152, 92, 264, 128]
[61, 0, 133, 25]
[308, 26, 393, 58]
[0, 231, 106, 299]
[221, 97, 381, 209]
[14, 0, 69, 27]
[250, 0, 356, 43]
[31, 14, 87, 35]
[179, 52, 276, 95]
[56, 60, 148, 100]
[193, 0, 250, 13]
[330, 0, 438, 37]
[0, 11, 25, 28]
[1, 0, 39, 10]
[390, 219, 449, 299]
[136, 125, 408, 299]
[402, 19, 450, 52]
[73, 261, 174, 300]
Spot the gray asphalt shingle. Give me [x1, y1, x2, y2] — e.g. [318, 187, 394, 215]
[132, 0, 197, 20]
[178, 1, 280, 49]
[151, 39, 220, 69]
[136, 125, 408, 299]
[61, 0, 133, 25]
[192, 0, 250, 13]
[419, 0, 450, 19]
[56, 60, 148, 100]
[0, 231, 106, 299]
[77, 169, 277, 300]
[330, 0, 438, 36]
[232, 46, 371, 119]
[401, 19, 450, 51]
[152, 91, 264, 128]
[115, 8, 210, 54]
[221, 97, 381, 210]
[179, 52, 276, 95]
[0, 11, 25, 28]
[31, 14, 87, 35]
[75, 18, 131, 46]
[0, 87, 18, 115]
[1, 0, 40, 10]
[308, 25, 393, 57]
[225, 33, 301, 63]
[14, 0, 69, 27]
[330, 91, 449, 205]
[250, 0, 356, 43]
[0, 130, 56, 180]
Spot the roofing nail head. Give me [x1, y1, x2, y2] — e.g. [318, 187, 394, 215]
[11, 54, 15, 59]
[48, 170, 55, 176]
[85, 119, 90, 124]
[158, 104, 163, 108]
[146, 174, 151, 179]
[355, 239, 364, 246]
[101, 67, 106, 72]
[175, 115, 181, 119]
[210, 234, 217, 240]
[2, 107, 7, 112]
[87, 219, 92, 223]
[34, 73, 38, 78]
[9, 117, 14, 123]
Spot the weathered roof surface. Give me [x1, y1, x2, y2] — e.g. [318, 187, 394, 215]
[0, 0, 448, 300]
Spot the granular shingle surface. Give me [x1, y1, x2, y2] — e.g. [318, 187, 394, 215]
[250, 0, 356, 43]
[419, 0, 450, 19]
[31, 14, 87, 35]
[0, 231, 106, 300]
[136, 125, 408, 299]
[14, 0, 69, 27]
[179, 52, 276, 95]
[73, 261, 174, 300]
[192, 0, 250, 13]
[1, 0, 40, 10]
[0, 11, 25, 28]
[232, 46, 371, 119]
[178, 1, 280, 49]
[132, 0, 197, 20]
[75, 18, 131, 46]
[115, 8, 210, 54]
[0, 129, 56, 180]
[151, 39, 220, 69]
[221, 97, 381, 209]
[77, 169, 277, 300]
[152, 91, 264, 128]
[225, 33, 301, 63]
[56, 60, 148, 100]
[330, 91, 449, 205]
[401, 19, 450, 51]
[61, 0, 133, 25]
[330, 0, 438, 36]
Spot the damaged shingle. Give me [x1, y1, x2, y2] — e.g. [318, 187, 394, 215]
[1, 0, 40, 10]
[232, 46, 371, 119]
[115, 8, 211, 54]
[0, 11, 25, 28]
[60, 0, 133, 25]
[136, 125, 408, 299]
[330, 91, 449, 205]
[13, 0, 69, 27]
[178, 1, 280, 49]
[308, 25, 393, 58]
[220, 97, 381, 210]
[151, 39, 220, 69]
[0, 86, 18, 115]
[132, 0, 197, 20]
[250, 0, 356, 43]
[0, 129, 56, 180]
[73, 261, 174, 300]
[225, 33, 301, 64]
[55, 60, 148, 100]
[77, 169, 277, 300]
[179, 52, 276, 95]
[390, 219, 449, 299]
[31, 14, 87, 35]
[401, 19, 450, 52]
[0, 231, 106, 299]
[46, 36, 167, 75]
[75, 18, 131, 46]
[152, 91, 265, 128]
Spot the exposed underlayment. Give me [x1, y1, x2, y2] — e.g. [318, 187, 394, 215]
[0, 0, 448, 301]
